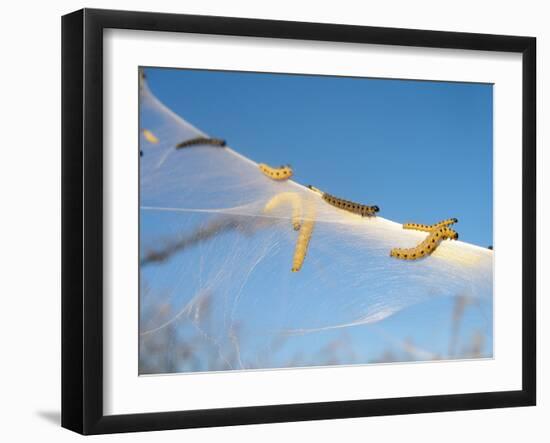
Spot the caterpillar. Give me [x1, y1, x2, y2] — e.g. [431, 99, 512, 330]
[175, 137, 226, 149]
[142, 129, 159, 144]
[403, 218, 458, 232]
[258, 163, 293, 181]
[307, 185, 379, 217]
[263, 192, 303, 231]
[291, 204, 316, 272]
[390, 226, 459, 260]
[307, 185, 323, 196]
[139, 69, 146, 90]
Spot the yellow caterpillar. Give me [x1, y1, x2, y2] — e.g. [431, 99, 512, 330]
[403, 218, 458, 232]
[307, 185, 379, 217]
[258, 163, 293, 181]
[390, 226, 459, 260]
[175, 137, 226, 149]
[292, 203, 316, 272]
[263, 192, 303, 231]
[142, 129, 159, 144]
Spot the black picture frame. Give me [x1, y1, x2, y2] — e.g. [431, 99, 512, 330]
[62, 8, 536, 435]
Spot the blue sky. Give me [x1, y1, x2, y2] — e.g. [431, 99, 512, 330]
[144, 67, 493, 247]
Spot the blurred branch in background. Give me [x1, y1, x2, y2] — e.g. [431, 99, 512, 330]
[140, 214, 273, 266]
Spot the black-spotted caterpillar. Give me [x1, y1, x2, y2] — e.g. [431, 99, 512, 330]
[175, 137, 226, 149]
[391, 218, 459, 260]
[258, 163, 293, 181]
[139, 69, 146, 90]
[263, 192, 303, 231]
[307, 185, 379, 217]
[402, 218, 458, 233]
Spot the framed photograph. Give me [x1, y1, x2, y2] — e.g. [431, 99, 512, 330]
[62, 8, 536, 435]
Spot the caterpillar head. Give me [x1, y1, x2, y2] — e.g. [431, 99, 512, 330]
[373, 205, 380, 213]
[307, 185, 323, 195]
[444, 228, 459, 240]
